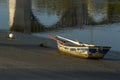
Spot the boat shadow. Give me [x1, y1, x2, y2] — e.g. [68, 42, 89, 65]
[101, 50, 120, 61]
[58, 50, 120, 61]
[103, 58, 120, 61]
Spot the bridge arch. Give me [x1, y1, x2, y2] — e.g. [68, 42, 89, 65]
[9, 0, 109, 33]
[9, 0, 31, 33]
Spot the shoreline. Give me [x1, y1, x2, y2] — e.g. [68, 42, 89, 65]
[0, 30, 120, 80]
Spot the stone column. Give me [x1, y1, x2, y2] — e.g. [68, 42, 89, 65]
[72, 0, 85, 26]
[87, 0, 108, 24]
[77, 1, 83, 26]
[9, 0, 31, 33]
[9, 0, 16, 29]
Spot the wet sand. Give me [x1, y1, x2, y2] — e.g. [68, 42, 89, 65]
[0, 31, 120, 80]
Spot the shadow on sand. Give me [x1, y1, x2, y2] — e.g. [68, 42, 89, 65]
[102, 50, 120, 61]
[0, 69, 119, 80]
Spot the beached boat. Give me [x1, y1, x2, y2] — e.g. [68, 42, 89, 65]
[49, 35, 111, 59]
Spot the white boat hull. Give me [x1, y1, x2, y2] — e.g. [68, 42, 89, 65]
[57, 41, 110, 59]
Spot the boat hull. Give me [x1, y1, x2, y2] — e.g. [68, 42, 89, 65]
[57, 41, 111, 59]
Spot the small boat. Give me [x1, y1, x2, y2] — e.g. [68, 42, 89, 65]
[49, 35, 111, 59]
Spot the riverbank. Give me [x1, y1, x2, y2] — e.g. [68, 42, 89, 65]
[0, 30, 120, 80]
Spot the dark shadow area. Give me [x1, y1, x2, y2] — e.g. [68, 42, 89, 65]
[10, 0, 31, 33]
[103, 58, 120, 61]
[0, 69, 119, 80]
[103, 50, 120, 61]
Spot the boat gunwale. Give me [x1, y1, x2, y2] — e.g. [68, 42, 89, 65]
[57, 41, 110, 59]
[57, 41, 111, 50]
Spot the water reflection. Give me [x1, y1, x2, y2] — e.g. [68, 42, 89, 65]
[1, 0, 120, 30]
[31, 0, 120, 27]
[0, 0, 9, 30]
[32, 0, 69, 27]
[32, 0, 105, 28]
[33, 23, 120, 52]
[32, 7, 62, 27]
[87, 0, 108, 23]
[0, 0, 120, 59]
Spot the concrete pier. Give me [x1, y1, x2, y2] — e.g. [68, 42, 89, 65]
[9, 0, 110, 32]
[9, 0, 31, 33]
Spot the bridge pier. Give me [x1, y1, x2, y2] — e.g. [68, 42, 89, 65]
[73, 0, 86, 26]
[9, 0, 31, 33]
[86, 0, 108, 24]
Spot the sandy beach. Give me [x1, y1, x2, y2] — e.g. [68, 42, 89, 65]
[0, 30, 120, 80]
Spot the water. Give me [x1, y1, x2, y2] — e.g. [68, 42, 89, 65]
[32, 0, 120, 53]
[0, 0, 120, 56]
[33, 24, 120, 52]
[32, 0, 62, 27]
[0, 0, 9, 30]
[32, 0, 65, 27]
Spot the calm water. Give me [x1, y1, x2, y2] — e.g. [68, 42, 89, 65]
[0, 0, 9, 30]
[0, 0, 120, 55]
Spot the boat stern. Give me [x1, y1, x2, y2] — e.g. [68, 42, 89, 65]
[88, 46, 111, 59]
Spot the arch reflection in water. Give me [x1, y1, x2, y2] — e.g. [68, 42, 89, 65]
[33, 7, 62, 27]
[87, 0, 108, 23]
[32, 0, 69, 27]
